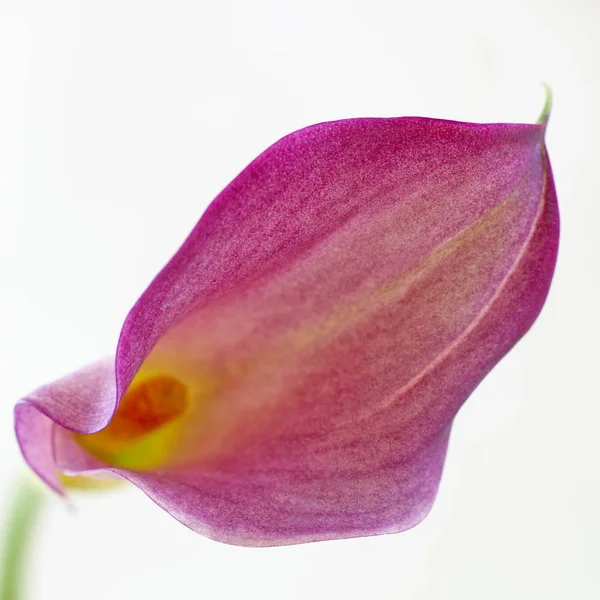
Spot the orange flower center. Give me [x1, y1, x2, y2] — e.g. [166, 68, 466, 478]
[75, 375, 189, 470]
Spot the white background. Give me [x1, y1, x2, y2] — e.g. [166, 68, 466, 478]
[0, 1, 598, 598]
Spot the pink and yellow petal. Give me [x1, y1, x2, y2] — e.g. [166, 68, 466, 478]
[14, 115, 558, 546]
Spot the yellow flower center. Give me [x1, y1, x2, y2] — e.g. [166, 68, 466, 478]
[75, 375, 189, 470]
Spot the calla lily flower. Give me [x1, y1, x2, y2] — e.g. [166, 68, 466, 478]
[14, 108, 559, 546]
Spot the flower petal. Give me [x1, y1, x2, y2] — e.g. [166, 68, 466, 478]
[15, 116, 559, 545]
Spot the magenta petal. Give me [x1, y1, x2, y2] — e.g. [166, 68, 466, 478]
[15, 359, 115, 492]
[15, 116, 559, 546]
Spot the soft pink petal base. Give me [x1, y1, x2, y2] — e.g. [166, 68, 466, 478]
[15, 116, 559, 546]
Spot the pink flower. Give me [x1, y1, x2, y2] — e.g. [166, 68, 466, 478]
[15, 111, 559, 546]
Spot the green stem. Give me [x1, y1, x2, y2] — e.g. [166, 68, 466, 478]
[0, 479, 44, 600]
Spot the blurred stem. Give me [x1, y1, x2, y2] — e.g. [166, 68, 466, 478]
[0, 478, 44, 600]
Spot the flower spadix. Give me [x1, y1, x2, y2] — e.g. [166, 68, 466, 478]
[15, 109, 559, 546]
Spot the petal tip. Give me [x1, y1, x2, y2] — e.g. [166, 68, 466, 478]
[537, 83, 553, 129]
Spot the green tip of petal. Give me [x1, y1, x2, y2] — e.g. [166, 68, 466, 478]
[537, 83, 553, 127]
